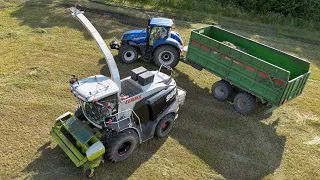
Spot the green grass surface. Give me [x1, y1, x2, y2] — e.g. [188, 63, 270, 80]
[0, 1, 319, 180]
[99, 0, 320, 31]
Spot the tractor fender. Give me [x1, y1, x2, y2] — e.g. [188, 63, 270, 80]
[170, 31, 183, 45]
[153, 38, 182, 51]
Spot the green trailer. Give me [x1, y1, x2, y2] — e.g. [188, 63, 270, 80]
[186, 25, 310, 115]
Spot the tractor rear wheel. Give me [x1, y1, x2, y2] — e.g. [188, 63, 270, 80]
[153, 45, 180, 68]
[233, 92, 256, 115]
[119, 45, 138, 64]
[155, 114, 174, 138]
[211, 80, 233, 101]
[103, 129, 138, 162]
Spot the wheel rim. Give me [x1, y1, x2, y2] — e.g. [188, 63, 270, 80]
[161, 121, 170, 133]
[124, 51, 135, 61]
[158, 51, 174, 65]
[215, 86, 225, 97]
[117, 141, 131, 156]
[237, 97, 247, 110]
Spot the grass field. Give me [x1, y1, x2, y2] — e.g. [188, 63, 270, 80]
[0, 1, 319, 180]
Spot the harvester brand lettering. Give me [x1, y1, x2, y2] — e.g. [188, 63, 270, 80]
[166, 89, 176, 102]
[125, 95, 142, 104]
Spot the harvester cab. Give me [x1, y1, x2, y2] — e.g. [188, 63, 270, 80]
[50, 7, 186, 178]
[110, 16, 183, 68]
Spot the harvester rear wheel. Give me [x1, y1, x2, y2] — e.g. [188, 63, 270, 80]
[103, 129, 138, 162]
[155, 114, 174, 138]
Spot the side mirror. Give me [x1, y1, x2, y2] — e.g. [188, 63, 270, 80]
[70, 74, 78, 84]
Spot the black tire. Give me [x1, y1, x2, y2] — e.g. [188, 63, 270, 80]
[153, 45, 180, 68]
[119, 45, 138, 64]
[85, 169, 94, 178]
[75, 107, 86, 120]
[103, 129, 138, 162]
[155, 114, 175, 138]
[233, 92, 257, 115]
[211, 80, 233, 101]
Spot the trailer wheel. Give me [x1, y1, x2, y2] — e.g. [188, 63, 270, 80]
[153, 45, 180, 68]
[155, 114, 174, 138]
[211, 80, 233, 101]
[103, 129, 138, 162]
[233, 92, 256, 115]
[119, 45, 138, 64]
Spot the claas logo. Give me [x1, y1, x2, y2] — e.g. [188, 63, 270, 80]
[125, 95, 142, 104]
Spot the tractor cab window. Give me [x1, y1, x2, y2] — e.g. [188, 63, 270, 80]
[149, 26, 168, 45]
[81, 94, 118, 124]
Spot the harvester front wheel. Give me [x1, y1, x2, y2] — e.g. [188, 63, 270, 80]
[75, 107, 86, 121]
[103, 130, 138, 162]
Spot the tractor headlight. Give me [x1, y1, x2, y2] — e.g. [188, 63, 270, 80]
[86, 141, 105, 161]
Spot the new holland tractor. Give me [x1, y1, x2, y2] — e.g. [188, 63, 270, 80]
[110, 17, 183, 68]
[50, 8, 186, 178]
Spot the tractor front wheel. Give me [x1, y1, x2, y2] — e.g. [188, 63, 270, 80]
[119, 45, 138, 64]
[103, 129, 138, 162]
[153, 45, 180, 68]
[155, 114, 174, 138]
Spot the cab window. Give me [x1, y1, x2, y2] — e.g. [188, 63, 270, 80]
[149, 26, 168, 45]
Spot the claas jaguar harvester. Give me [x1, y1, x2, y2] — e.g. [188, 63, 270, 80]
[50, 8, 186, 178]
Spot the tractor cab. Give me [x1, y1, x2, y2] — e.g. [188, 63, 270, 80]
[148, 18, 173, 45]
[110, 17, 183, 68]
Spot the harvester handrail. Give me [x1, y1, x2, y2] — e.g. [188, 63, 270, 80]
[109, 109, 142, 132]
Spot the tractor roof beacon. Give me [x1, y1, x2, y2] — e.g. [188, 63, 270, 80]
[50, 7, 186, 178]
[110, 16, 183, 68]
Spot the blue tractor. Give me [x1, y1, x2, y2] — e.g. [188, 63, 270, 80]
[110, 17, 183, 68]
